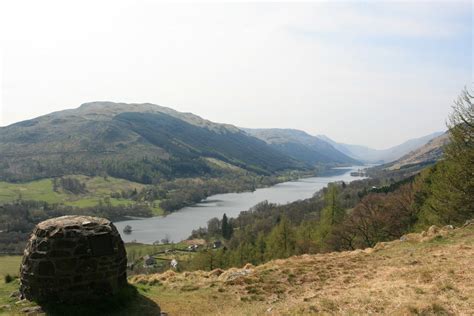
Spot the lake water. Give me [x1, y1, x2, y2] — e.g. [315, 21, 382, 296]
[115, 166, 366, 244]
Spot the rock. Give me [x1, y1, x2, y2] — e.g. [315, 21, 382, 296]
[20, 216, 127, 303]
[373, 242, 387, 251]
[463, 219, 474, 227]
[400, 235, 408, 242]
[9, 291, 20, 298]
[427, 225, 440, 236]
[443, 225, 455, 230]
[21, 306, 43, 314]
[208, 268, 224, 277]
[243, 263, 254, 269]
[363, 248, 374, 254]
[218, 268, 253, 282]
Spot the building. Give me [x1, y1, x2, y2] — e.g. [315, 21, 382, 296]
[143, 255, 156, 268]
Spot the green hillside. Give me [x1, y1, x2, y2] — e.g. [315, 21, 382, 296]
[0, 102, 305, 183]
[0, 175, 159, 210]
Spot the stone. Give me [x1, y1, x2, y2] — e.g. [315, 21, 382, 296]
[427, 225, 440, 236]
[9, 291, 20, 298]
[463, 219, 474, 227]
[21, 306, 43, 314]
[208, 268, 224, 277]
[20, 216, 127, 303]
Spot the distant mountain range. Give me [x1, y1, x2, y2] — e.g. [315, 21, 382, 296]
[318, 132, 445, 164]
[243, 128, 359, 165]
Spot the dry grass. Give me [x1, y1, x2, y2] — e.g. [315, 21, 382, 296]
[130, 224, 474, 315]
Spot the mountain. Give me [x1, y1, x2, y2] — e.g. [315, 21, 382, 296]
[0, 102, 306, 183]
[243, 128, 360, 165]
[385, 132, 450, 171]
[318, 131, 445, 163]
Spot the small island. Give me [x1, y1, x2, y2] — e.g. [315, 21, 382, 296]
[123, 225, 133, 234]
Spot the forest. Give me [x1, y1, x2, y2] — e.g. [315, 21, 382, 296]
[185, 88, 474, 271]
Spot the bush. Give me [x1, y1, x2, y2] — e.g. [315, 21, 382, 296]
[4, 274, 14, 283]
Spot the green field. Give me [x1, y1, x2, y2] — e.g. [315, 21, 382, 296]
[0, 176, 164, 215]
[125, 242, 189, 262]
[0, 256, 21, 277]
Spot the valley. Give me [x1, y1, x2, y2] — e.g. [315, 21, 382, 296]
[0, 96, 471, 315]
[114, 166, 365, 244]
[1, 3, 472, 315]
[0, 102, 449, 257]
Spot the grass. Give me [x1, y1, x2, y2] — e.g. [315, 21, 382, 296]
[64, 197, 135, 208]
[0, 179, 62, 204]
[1, 226, 473, 315]
[0, 281, 161, 316]
[0, 256, 22, 277]
[125, 242, 190, 265]
[128, 224, 474, 315]
[0, 176, 166, 214]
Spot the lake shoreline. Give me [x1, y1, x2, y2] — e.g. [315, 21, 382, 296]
[115, 166, 366, 244]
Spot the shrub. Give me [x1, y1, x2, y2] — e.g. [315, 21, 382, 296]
[4, 274, 14, 283]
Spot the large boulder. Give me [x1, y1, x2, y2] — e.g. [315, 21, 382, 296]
[20, 216, 127, 303]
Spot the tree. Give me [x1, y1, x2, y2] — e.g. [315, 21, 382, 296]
[418, 88, 474, 226]
[295, 221, 318, 254]
[255, 232, 267, 264]
[207, 217, 221, 236]
[221, 213, 233, 240]
[266, 216, 295, 259]
[315, 183, 345, 246]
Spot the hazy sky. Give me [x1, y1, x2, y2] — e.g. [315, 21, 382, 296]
[0, 1, 472, 149]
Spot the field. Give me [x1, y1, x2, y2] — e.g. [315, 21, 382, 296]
[0, 176, 164, 216]
[0, 256, 21, 277]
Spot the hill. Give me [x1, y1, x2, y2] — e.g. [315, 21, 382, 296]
[385, 132, 450, 171]
[244, 128, 359, 165]
[125, 222, 473, 315]
[366, 132, 450, 179]
[319, 132, 444, 163]
[0, 102, 305, 183]
[2, 221, 472, 315]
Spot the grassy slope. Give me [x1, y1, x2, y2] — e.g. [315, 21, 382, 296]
[1, 224, 472, 315]
[130, 224, 474, 315]
[0, 176, 164, 216]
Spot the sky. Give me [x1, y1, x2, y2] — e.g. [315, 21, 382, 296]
[0, 1, 472, 149]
